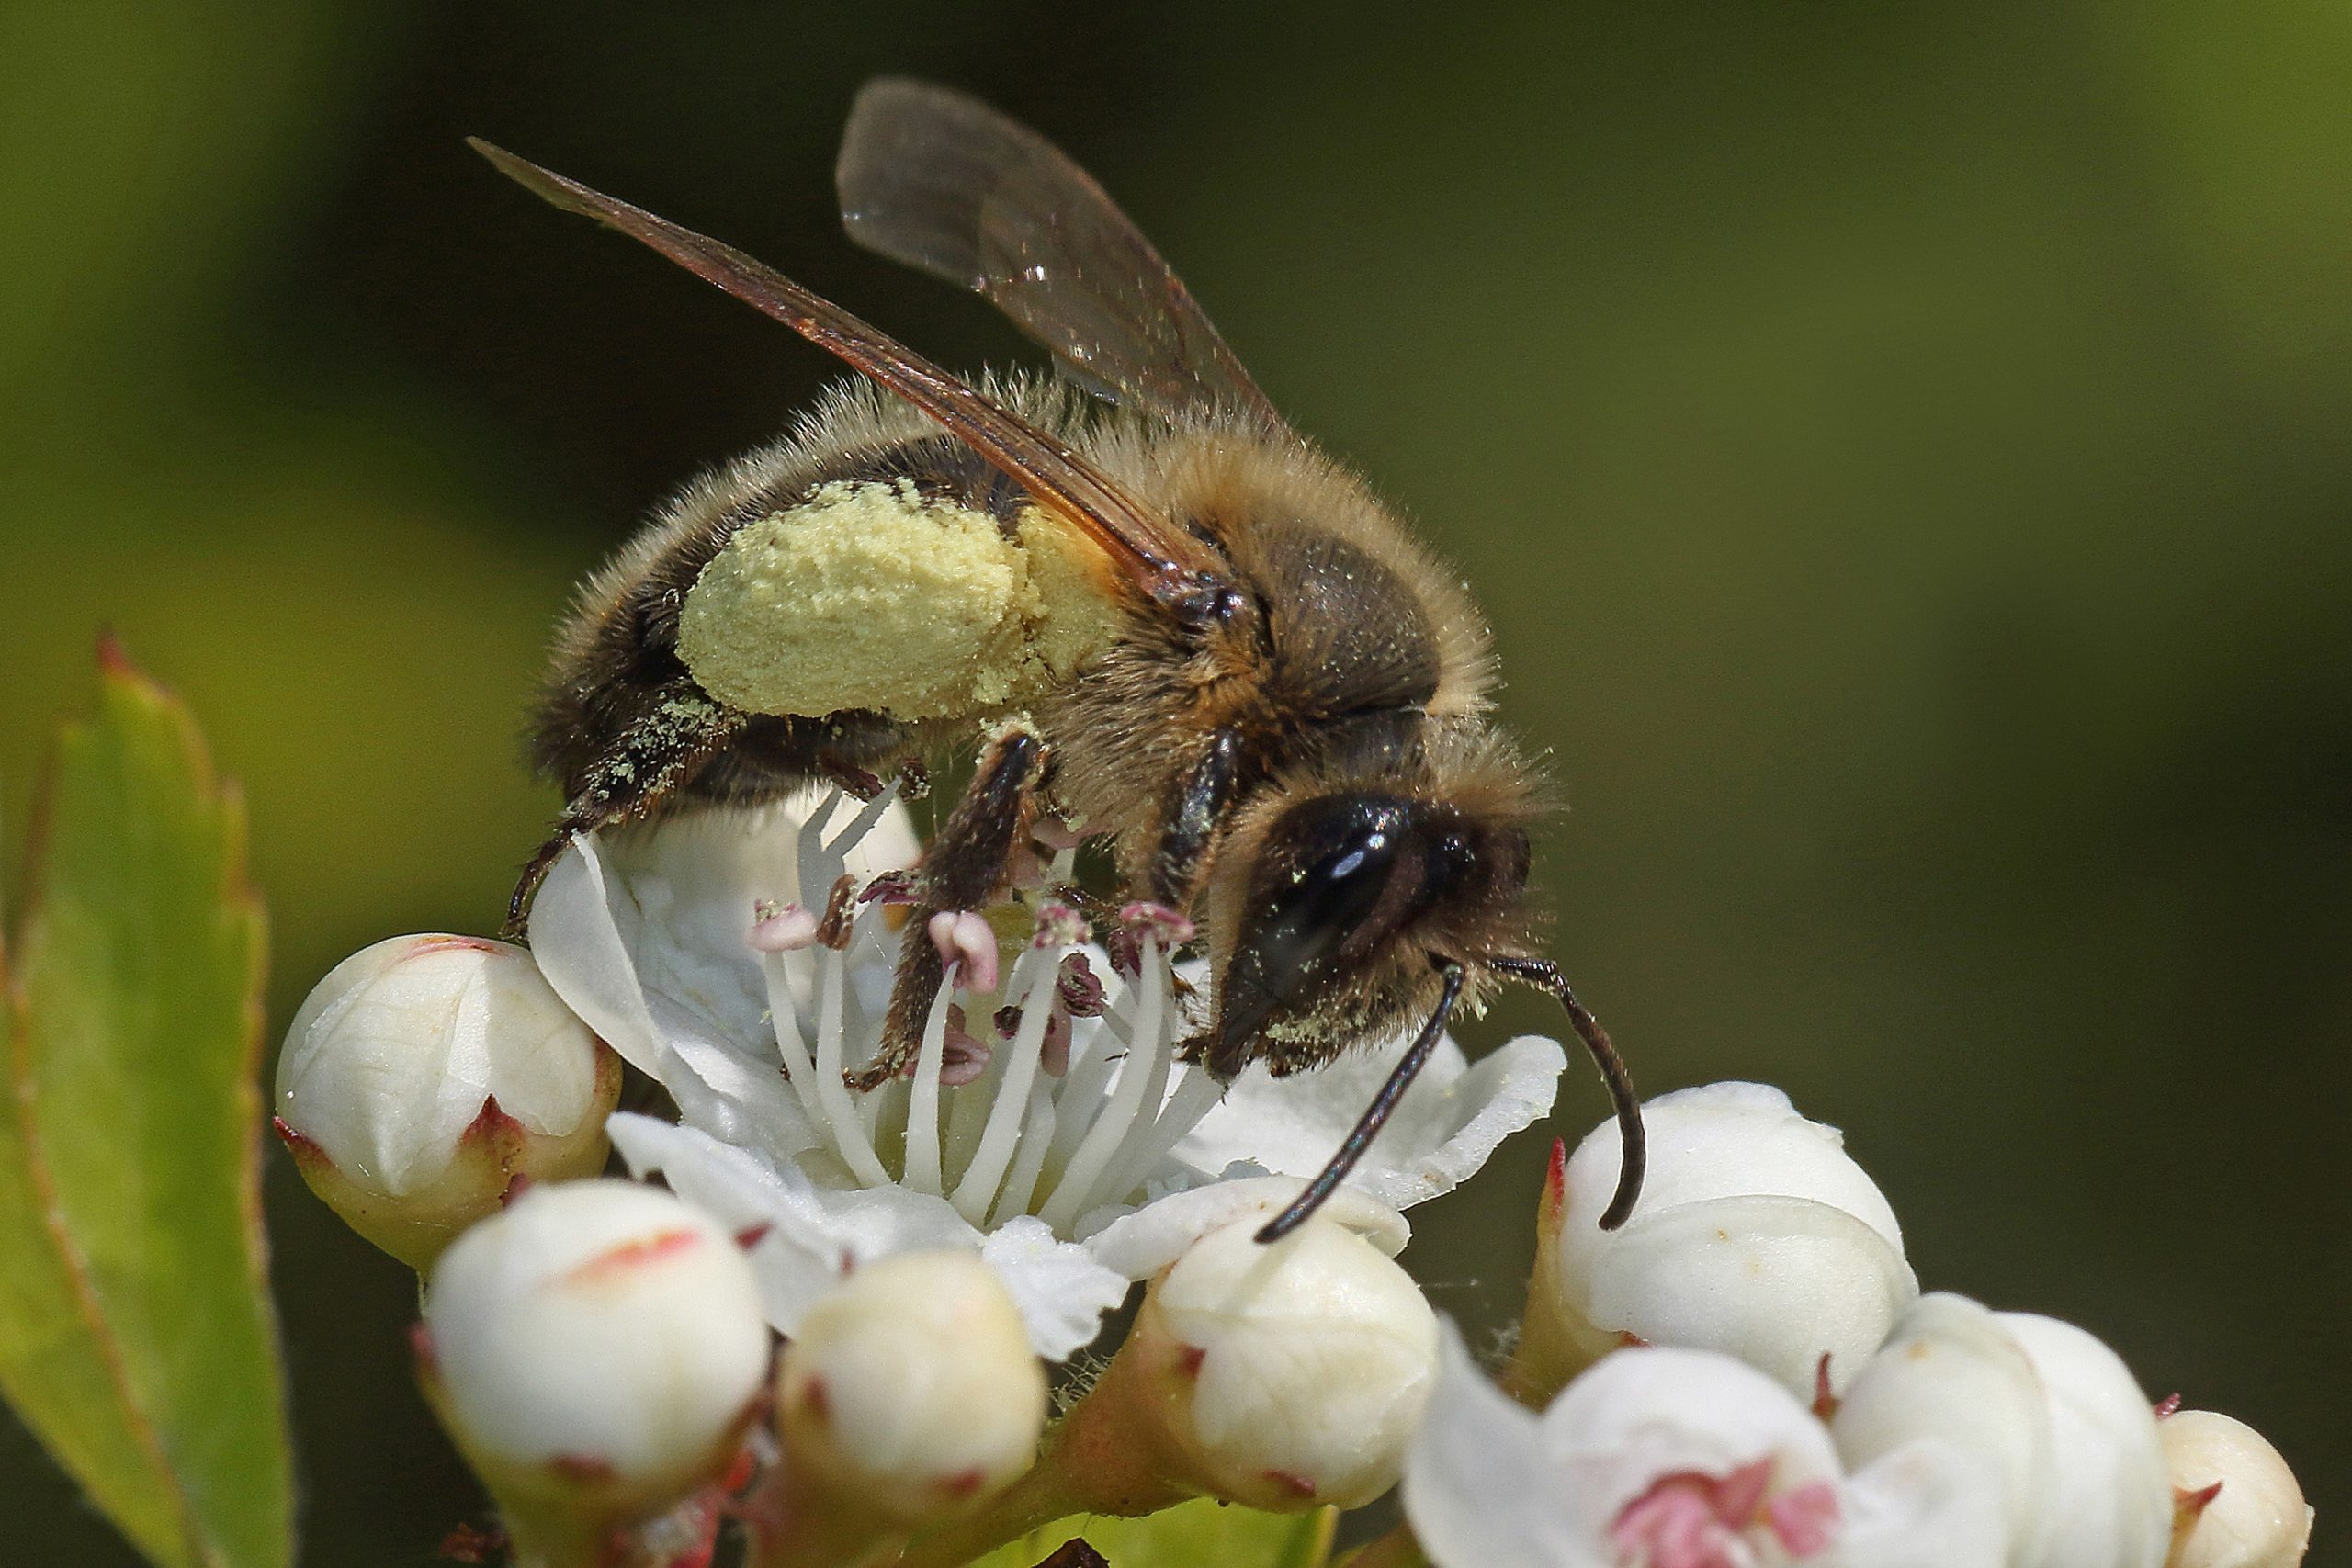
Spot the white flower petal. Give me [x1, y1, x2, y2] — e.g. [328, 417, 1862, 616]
[1560, 1081, 1905, 1263]
[1546, 1080, 1917, 1400]
[533, 831, 820, 1164]
[1081, 1175, 1410, 1280]
[609, 1112, 1121, 1360]
[1404, 1321, 1587, 1568]
[1833, 1439, 2013, 1568]
[1832, 1292, 2052, 1554]
[1174, 1030, 1565, 1209]
[531, 795, 918, 1166]
[978, 1216, 1130, 1360]
[1541, 1344, 1845, 1526]
[1584, 1193, 1917, 1395]
[1996, 1311, 2170, 1568]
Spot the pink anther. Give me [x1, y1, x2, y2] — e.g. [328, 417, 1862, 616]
[928, 909, 1001, 994]
[1117, 900, 1197, 947]
[1032, 897, 1091, 949]
[1610, 1460, 1838, 1568]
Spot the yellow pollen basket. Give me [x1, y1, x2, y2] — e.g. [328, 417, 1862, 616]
[677, 479, 1118, 719]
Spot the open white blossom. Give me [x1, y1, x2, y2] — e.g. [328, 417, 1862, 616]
[1405, 1325, 2007, 1568]
[529, 788, 1563, 1359]
[1529, 1080, 1916, 1401]
[1832, 1292, 2171, 1568]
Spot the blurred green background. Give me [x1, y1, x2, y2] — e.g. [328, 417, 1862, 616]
[3, 2, 2345, 1561]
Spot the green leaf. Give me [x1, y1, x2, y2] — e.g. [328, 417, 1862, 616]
[0, 646, 289, 1568]
[967, 1499, 1338, 1568]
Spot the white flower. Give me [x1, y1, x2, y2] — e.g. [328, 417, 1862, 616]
[528, 788, 1560, 1359]
[1118, 1212, 1439, 1510]
[1170, 1004, 1566, 1211]
[1529, 1081, 1916, 1401]
[775, 1250, 1046, 1521]
[275, 933, 620, 1267]
[1406, 1325, 2007, 1568]
[418, 1180, 770, 1514]
[2158, 1409, 2312, 1568]
[1832, 1292, 2172, 1568]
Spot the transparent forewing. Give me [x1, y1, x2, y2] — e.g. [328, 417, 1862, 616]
[838, 78, 1280, 426]
[469, 138, 1237, 612]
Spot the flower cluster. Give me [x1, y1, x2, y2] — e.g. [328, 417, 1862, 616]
[283, 790, 1566, 1565]
[1404, 1082, 2313, 1568]
[279, 791, 2311, 1568]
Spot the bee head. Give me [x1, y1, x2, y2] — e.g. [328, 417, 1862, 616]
[1201, 780, 1536, 1081]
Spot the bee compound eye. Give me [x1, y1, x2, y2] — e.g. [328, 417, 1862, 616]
[1242, 813, 1409, 998]
[1210, 797, 1423, 1077]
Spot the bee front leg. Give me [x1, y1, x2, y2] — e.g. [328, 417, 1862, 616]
[507, 685, 749, 935]
[854, 721, 1049, 1090]
[1151, 727, 1242, 906]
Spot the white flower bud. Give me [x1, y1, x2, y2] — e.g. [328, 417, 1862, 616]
[1832, 1292, 2051, 1556]
[275, 934, 620, 1268]
[2160, 1410, 2312, 1568]
[2002, 1310, 2172, 1568]
[775, 1250, 1047, 1522]
[419, 1180, 771, 1523]
[1529, 1081, 1916, 1401]
[1832, 1292, 2172, 1568]
[1124, 1213, 1439, 1511]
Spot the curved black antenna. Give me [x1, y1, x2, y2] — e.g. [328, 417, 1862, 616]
[1255, 958, 1465, 1245]
[1491, 955, 1645, 1229]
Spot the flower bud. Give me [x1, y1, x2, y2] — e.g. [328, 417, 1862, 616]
[2161, 1410, 2311, 1568]
[775, 1251, 1046, 1524]
[275, 934, 620, 1268]
[2001, 1310, 2172, 1568]
[1523, 1081, 1916, 1402]
[1123, 1213, 1439, 1511]
[418, 1180, 771, 1532]
[1832, 1292, 2171, 1568]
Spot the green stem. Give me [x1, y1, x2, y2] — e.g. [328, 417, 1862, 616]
[1339, 1521, 1429, 1568]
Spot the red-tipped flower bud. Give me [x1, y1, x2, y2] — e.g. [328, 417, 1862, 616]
[275, 934, 619, 1268]
[418, 1180, 772, 1540]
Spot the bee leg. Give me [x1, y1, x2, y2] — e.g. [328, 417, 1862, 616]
[506, 687, 749, 936]
[1150, 727, 1242, 905]
[853, 722, 1048, 1090]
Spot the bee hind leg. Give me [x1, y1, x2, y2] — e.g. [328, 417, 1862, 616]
[506, 688, 750, 937]
[852, 721, 1049, 1090]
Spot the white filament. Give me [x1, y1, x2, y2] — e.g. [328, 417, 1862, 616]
[750, 810, 1221, 1237]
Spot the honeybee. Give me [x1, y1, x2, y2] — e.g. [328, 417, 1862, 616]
[476, 78, 1643, 1239]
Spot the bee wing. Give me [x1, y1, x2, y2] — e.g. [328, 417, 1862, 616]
[470, 139, 1238, 614]
[837, 77, 1281, 427]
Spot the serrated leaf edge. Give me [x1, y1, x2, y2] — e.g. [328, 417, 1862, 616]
[0, 653, 283, 1568]
[4, 927, 212, 1566]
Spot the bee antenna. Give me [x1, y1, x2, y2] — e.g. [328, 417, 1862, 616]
[1255, 957, 1465, 1245]
[1491, 955, 1645, 1229]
